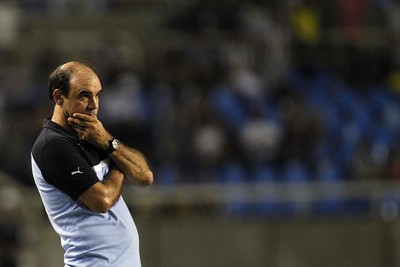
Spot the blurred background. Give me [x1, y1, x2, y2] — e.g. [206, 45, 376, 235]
[1, 0, 400, 266]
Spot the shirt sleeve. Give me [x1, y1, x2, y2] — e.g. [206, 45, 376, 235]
[40, 139, 100, 200]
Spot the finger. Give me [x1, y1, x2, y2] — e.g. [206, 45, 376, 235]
[70, 124, 85, 133]
[69, 116, 96, 129]
[67, 117, 84, 127]
[73, 113, 96, 121]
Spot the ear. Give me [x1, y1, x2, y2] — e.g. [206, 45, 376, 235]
[53, 89, 64, 105]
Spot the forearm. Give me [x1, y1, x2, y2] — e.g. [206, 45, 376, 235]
[67, 113, 153, 185]
[109, 143, 153, 186]
[79, 168, 124, 213]
[101, 168, 125, 207]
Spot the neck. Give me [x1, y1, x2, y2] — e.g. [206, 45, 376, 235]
[51, 106, 76, 135]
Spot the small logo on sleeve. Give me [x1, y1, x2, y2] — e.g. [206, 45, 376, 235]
[71, 167, 83, 176]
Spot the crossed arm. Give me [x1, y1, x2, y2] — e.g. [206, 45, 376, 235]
[68, 113, 153, 213]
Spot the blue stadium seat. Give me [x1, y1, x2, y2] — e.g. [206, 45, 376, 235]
[210, 85, 248, 129]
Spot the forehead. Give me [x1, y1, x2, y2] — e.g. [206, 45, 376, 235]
[69, 68, 101, 92]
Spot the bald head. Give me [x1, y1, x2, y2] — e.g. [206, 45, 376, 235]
[48, 61, 98, 102]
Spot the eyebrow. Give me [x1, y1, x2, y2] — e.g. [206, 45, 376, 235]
[78, 88, 103, 95]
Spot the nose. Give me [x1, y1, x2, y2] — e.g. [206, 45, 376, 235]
[88, 96, 98, 110]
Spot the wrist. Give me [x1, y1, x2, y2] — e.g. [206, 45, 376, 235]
[104, 138, 120, 154]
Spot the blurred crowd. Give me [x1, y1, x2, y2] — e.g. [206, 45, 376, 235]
[0, 0, 400, 189]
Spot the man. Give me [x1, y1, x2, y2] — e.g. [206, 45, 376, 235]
[31, 61, 153, 267]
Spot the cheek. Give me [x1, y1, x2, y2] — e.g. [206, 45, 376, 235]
[64, 102, 86, 115]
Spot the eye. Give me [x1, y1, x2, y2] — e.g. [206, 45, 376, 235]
[78, 92, 91, 101]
